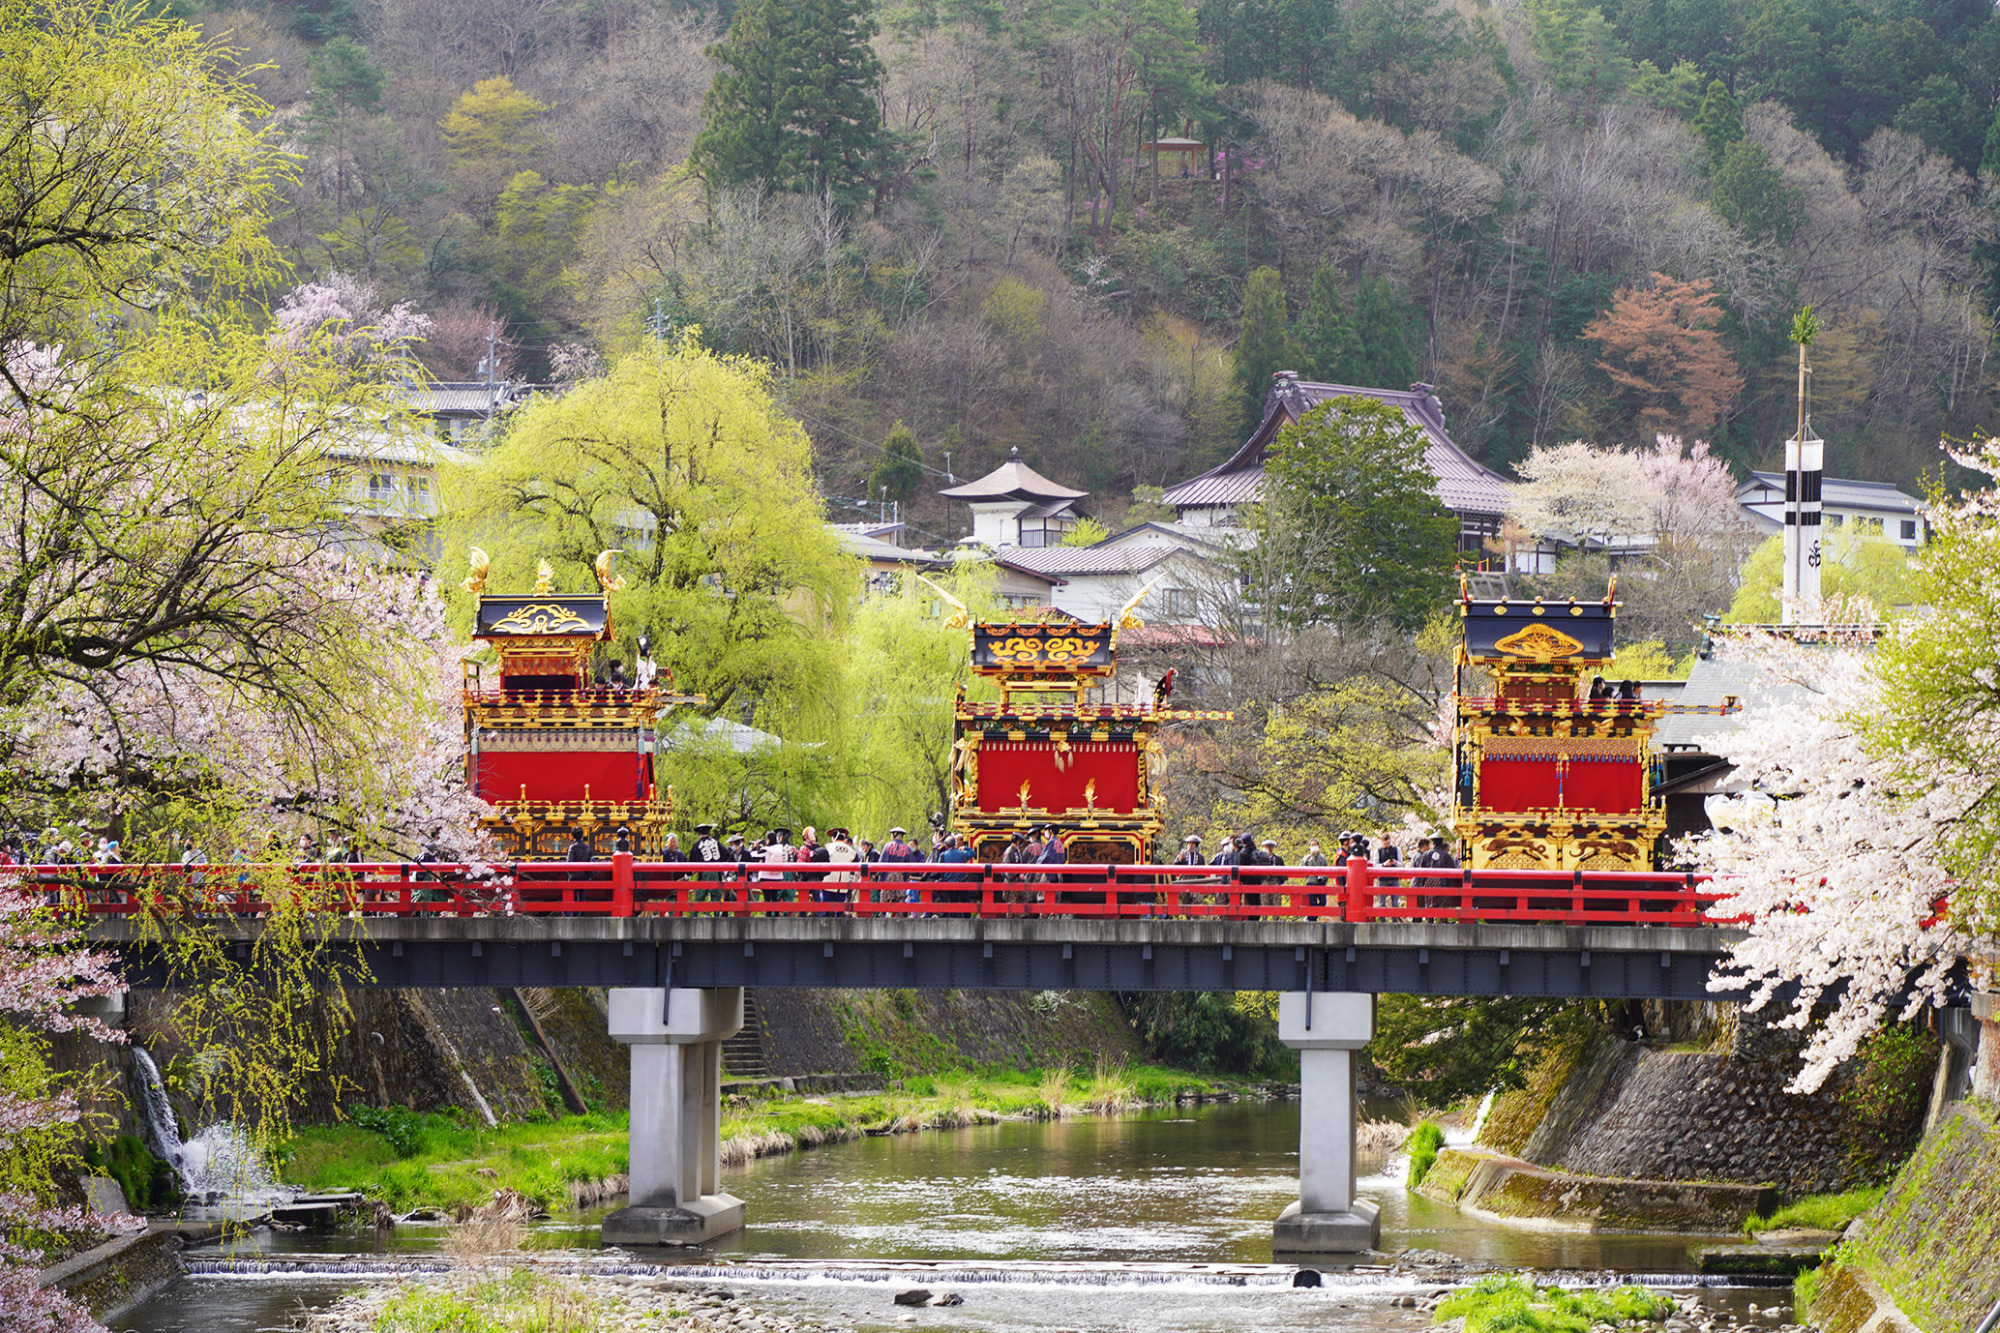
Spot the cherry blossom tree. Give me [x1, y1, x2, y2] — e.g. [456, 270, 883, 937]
[12, 557, 489, 860]
[1688, 619, 1967, 1093]
[271, 272, 433, 369]
[0, 883, 138, 1333]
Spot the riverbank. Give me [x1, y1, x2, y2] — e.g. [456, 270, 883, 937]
[280, 1066, 1266, 1214]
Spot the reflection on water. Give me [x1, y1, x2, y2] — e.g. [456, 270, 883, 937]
[112, 1100, 1764, 1333]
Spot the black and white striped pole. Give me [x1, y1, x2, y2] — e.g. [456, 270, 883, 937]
[1782, 309, 1822, 625]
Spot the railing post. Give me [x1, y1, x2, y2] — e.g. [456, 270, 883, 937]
[613, 851, 635, 918]
[1344, 856, 1370, 922]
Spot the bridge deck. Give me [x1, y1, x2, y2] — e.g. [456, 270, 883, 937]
[56, 858, 1747, 999]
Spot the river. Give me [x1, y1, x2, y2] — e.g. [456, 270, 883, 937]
[109, 1101, 1782, 1333]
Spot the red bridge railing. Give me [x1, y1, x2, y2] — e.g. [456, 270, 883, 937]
[20, 857, 1734, 927]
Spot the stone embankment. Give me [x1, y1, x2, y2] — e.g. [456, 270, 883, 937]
[1430, 1004, 1940, 1233]
[1809, 1101, 2000, 1333]
[1415, 1148, 1777, 1233]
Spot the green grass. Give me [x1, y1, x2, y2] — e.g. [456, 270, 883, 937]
[1743, 1186, 1887, 1234]
[1434, 1275, 1674, 1333]
[286, 1066, 1233, 1212]
[1407, 1120, 1447, 1187]
[374, 1269, 648, 1332]
[282, 1110, 630, 1214]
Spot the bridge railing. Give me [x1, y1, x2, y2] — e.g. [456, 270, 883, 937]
[14, 857, 1736, 926]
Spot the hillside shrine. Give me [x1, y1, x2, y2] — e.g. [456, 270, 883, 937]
[459, 552, 702, 857]
[931, 579, 1229, 863]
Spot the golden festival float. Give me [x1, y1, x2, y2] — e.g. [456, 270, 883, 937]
[920, 577, 1230, 864]
[1451, 577, 1734, 872]
[458, 550, 702, 856]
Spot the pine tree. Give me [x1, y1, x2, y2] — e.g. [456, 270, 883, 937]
[1692, 78, 1744, 160]
[1352, 277, 1415, 389]
[691, 0, 897, 210]
[871, 421, 925, 508]
[1296, 265, 1363, 385]
[1234, 266, 1296, 433]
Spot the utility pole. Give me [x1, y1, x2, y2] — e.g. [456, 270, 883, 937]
[649, 298, 671, 341]
[481, 321, 499, 426]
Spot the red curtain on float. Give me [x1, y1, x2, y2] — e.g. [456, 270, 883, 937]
[974, 741, 1142, 814]
[476, 751, 647, 803]
[1477, 757, 1641, 813]
[1478, 758, 1559, 810]
[1563, 758, 1643, 813]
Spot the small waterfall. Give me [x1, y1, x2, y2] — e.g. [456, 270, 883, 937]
[131, 1046, 297, 1213]
[1467, 1089, 1496, 1145]
[131, 1048, 188, 1188]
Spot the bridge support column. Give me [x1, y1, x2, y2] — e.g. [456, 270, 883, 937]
[1272, 991, 1380, 1255]
[601, 988, 745, 1247]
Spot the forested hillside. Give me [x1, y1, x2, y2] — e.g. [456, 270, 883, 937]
[208, 0, 1998, 533]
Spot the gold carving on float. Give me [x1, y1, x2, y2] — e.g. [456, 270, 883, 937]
[1493, 623, 1585, 660]
[594, 549, 628, 593]
[461, 547, 490, 596]
[532, 559, 556, 595]
[490, 602, 592, 635]
[909, 572, 970, 630]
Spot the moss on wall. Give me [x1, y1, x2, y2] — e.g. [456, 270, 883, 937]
[1818, 1102, 2000, 1333]
[1480, 1029, 1607, 1157]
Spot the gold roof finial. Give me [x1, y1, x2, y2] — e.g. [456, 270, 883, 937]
[460, 547, 490, 596]
[594, 549, 628, 593]
[909, 571, 970, 630]
[533, 559, 556, 595]
[1114, 574, 1166, 631]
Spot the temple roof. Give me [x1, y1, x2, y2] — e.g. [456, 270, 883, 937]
[938, 447, 1089, 503]
[1162, 378, 1515, 517]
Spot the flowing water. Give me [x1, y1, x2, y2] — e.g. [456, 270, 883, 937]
[110, 1100, 1781, 1333]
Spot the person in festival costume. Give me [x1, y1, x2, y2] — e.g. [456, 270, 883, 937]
[758, 827, 793, 902]
[821, 828, 858, 910]
[878, 825, 918, 905]
[690, 822, 725, 899]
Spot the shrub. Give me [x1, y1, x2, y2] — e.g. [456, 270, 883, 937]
[348, 1104, 442, 1159]
[1743, 1186, 1885, 1234]
[1434, 1275, 1673, 1333]
[1407, 1120, 1446, 1186]
[83, 1135, 179, 1212]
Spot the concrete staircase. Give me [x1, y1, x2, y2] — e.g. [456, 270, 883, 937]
[721, 991, 768, 1079]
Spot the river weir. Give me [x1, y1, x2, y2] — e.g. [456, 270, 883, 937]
[106, 1100, 1796, 1333]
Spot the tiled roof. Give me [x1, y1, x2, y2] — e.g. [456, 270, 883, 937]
[987, 541, 1187, 576]
[938, 448, 1088, 502]
[1740, 472, 1922, 514]
[1162, 379, 1515, 517]
[1652, 652, 1817, 750]
[405, 381, 539, 415]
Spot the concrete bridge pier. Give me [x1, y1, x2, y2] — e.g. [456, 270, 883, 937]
[1272, 991, 1381, 1255]
[601, 987, 746, 1247]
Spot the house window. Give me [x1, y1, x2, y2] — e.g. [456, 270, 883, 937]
[1000, 592, 1046, 610]
[367, 473, 396, 504]
[1163, 587, 1195, 618]
[409, 476, 432, 507]
[1825, 512, 1843, 528]
[1901, 519, 1918, 541]
[1458, 513, 1500, 555]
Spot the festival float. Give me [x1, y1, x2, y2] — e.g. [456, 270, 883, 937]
[1451, 577, 1735, 871]
[921, 578, 1230, 864]
[458, 550, 702, 856]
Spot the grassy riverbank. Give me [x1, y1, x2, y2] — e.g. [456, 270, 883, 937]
[280, 1065, 1247, 1214]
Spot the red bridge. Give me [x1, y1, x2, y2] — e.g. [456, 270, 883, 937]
[36, 856, 1726, 925]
